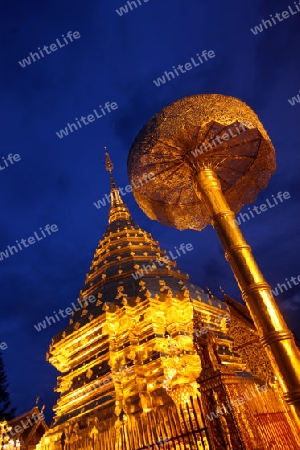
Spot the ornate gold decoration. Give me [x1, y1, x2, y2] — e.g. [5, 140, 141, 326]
[36, 150, 300, 450]
[128, 94, 275, 232]
[128, 94, 300, 424]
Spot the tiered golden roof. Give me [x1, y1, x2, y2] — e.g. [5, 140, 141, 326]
[36, 152, 300, 450]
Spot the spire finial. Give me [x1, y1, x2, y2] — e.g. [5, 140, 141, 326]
[105, 149, 117, 189]
[105, 148, 114, 173]
[103, 148, 131, 223]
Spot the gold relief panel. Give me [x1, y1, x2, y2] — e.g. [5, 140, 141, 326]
[86, 368, 93, 380]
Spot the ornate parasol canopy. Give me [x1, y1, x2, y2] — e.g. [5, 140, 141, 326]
[127, 94, 300, 424]
[128, 94, 276, 231]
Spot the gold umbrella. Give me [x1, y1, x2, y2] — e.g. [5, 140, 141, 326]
[128, 94, 300, 425]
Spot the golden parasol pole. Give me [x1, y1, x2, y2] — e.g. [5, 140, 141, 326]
[128, 93, 300, 427]
[196, 167, 300, 426]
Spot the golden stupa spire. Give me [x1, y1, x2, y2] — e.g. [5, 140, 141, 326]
[105, 148, 117, 189]
[104, 148, 131, 223]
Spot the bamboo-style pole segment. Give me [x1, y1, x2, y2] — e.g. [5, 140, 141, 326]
[195, 167, 300, 427]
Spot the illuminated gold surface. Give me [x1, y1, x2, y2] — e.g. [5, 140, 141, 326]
[193, 306, 300, 449]
[37, 163, 232, 449]
[195, 168, 300, 425]
[0, 420, 12, 446]
[106, 151, 132, 223]
[35, 148, 300, 449]
[128, 94, 276, 231]
[128, 94, 300, 426]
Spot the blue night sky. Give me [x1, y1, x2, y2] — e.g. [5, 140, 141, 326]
[0, 0, 299, 423]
